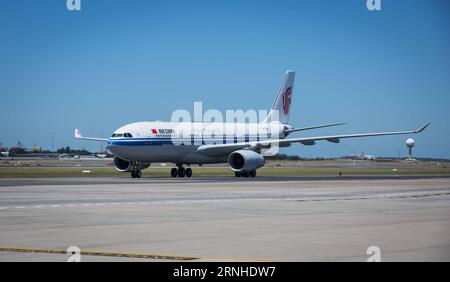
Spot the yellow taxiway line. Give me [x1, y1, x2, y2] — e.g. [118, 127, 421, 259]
[0, 246, 274, 262]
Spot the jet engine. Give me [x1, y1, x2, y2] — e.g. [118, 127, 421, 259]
[113, 157, 150, 172]
[227, 150, 265, 172]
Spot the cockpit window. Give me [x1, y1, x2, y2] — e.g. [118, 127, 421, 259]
[111, 133, 132, 138]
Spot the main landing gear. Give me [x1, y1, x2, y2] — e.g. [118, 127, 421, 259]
[235, 170, 256, 178]
[171, 165, 192, 178]
[131, 170, 142, 178]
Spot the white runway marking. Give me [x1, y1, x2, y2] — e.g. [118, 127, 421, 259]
[0, 190, 449, 212]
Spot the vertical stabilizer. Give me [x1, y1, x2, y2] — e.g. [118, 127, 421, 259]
[263, 70, 295, 124]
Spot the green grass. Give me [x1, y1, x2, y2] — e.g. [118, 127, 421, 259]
[0, 166, 449, 178]
[0, 167, 122, 178]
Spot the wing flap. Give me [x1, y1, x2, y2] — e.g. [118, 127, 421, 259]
[300, 140, 315, 146]
[326, 138, 340, 143]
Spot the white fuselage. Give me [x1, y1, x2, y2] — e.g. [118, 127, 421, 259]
[107, 121, 286, 164]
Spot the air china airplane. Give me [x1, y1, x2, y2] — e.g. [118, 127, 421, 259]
[75, 71, 430, 178]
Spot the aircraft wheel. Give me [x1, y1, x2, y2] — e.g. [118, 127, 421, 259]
[185, 168, 192, 177]
[131, 170, 141, 178]
[242, 171, 250, 177]
[178, 167, 186, 177]
[249, 170, 256, 178]
[170, 168, 178, 177]
[235, 171, 241, 177]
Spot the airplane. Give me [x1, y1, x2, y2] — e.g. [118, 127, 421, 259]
[75, 70, 430, 178]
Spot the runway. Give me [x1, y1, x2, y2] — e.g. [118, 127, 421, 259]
[0, 176, 449, 261]
[1, 174, 449, 187]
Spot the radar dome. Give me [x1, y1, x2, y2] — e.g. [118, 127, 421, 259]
[406, 138, 415, 148]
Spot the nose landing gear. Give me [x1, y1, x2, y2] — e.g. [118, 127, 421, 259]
[131, 162, 142, 178]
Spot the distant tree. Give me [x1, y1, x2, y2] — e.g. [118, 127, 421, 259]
[266, 153, 305, 160]
[9, 146, 26, 155]
[276, 154, 288, 160]
[56, 146, 92, 155]
[57, 146, 71, 154]
[287, 155, 301, 161]
[0, 143, 7, 152]
[71, 148, 92, 155]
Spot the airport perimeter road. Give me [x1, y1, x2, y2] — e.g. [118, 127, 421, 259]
[0, 177, 449, 261]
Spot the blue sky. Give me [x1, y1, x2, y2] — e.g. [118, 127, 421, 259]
[0, 0, 449, 158]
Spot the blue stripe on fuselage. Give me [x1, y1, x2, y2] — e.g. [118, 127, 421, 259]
[107, 136, 264, 146]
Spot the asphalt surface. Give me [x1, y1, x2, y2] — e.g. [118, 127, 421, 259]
[0, 174, 449, 187]
[0, 176, 449, 261]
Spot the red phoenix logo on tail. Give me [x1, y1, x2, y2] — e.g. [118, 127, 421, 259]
[282, 87, 292, 114]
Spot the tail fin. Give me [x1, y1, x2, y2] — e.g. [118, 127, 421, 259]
[263, 70, 295, 124]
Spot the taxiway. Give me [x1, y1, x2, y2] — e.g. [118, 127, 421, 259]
[0, 176, 449, 261]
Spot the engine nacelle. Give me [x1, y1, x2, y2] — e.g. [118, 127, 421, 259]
[113, 157, 150, 172]
[227, 150, 265, 172]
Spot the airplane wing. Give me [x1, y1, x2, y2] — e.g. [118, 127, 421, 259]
[284, 122, 347, 134]
[195, 143, 252, 156]
[74, 129, 109, 142]
[197, 123, 430, 156]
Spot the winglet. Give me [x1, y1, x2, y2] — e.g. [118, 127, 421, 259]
[74, 129, 82, 139]
[73, 129, 108, 142]
[415, 123, 431, 133]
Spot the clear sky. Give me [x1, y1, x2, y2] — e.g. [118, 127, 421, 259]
[1, 0, 449, 158]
